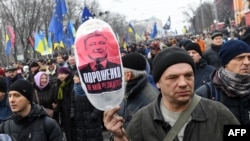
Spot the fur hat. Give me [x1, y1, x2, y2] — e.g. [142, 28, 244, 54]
[219, 40, 250, 66]
[57, 67, 71, 74]
[0, 77, 7, 93]
[122, 53, 146, 71]
[152, 47, 195, 83]
[8, 80, 33, 102]
[185, 42, 202, 57]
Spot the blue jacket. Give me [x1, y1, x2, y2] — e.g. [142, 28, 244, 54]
[0, 95, 11, 124]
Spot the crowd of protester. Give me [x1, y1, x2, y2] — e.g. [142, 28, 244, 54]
[0, 25, 250, 141]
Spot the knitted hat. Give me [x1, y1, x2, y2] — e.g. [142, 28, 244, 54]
[0, 77, 7, 92]
[122, 53, 146, 71]
[181, 40, 192, 48]
[211, 32, 223, 40]
[219, 40, 250, 66]
[8, 80, 33, 102]
[29, 61, 40, 68]
[57, 67, 71, 74]
[152, 47, 195, 83]
[185, 42, 202, 57]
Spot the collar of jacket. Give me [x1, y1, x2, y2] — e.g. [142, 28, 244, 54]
[152, 94, 208, 122]
[125, 75, 148, 98]
[196, 58, 207, 70]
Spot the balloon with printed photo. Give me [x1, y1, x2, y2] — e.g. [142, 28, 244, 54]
[74, 19, 125, 111]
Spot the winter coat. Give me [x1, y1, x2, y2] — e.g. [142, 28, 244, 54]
[194, 58, 215, 90]
[56, 74, 76, 141]
[126, 94, 239, 141]
[196, 77, 250, 125]
[203, 44, 222, 68]
[0, 104, 64, 141]
[118, 75, 159, 128]
[72, 83, 103, 141]
[6, 74, 23, 89]
[0, 95, 11, 124]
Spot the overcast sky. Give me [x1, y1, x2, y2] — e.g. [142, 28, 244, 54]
[98, 0, 207, 31]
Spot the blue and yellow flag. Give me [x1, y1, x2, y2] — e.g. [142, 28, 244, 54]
[5, 34, 11, 55]
[123, 34, 128, 49]
[128, 23, 135, 33]
[35, 32, 52, 55]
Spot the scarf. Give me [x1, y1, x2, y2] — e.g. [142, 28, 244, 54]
[215, 67, 250, 97]
[34, 72, 49, 90]
[58, 80, 71, 100]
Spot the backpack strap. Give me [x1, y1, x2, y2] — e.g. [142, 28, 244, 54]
[205, 82, 220, 101]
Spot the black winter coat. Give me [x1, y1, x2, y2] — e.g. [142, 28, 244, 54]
[0, 104, 63, 141]
[56, 74, 76, 141]
[194, 58, 215, 90]
[204, 44, 222, 68]
[72, 83, 103, 141]
[196, 81, 250, 125]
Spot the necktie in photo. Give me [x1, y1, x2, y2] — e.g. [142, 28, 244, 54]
[95, 60, 104, 70]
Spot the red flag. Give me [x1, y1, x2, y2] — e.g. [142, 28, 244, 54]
[28, 36, 34, 47]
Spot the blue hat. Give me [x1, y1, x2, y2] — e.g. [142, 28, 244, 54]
[219, 40, 250, 66]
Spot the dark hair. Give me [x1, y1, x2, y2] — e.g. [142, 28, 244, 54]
[74, 71, 79, 77]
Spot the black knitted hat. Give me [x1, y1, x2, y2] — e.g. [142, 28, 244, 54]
[152, 47, 195, 83]
[122, 53, 146, 71]
[8, 80, 33, 102]
[185, 42, 202, 57]
[0, 77, 7, 93]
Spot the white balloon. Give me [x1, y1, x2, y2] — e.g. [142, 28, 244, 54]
[74, 19, 125, 111]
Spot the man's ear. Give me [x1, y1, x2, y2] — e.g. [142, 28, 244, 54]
[124, 71, 132, 81]
[156, 82, 160, 89]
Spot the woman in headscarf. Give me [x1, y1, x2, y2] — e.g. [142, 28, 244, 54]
[33, 71, 58, 119]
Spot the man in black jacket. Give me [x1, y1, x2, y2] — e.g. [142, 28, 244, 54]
[0, 80, 64, 141]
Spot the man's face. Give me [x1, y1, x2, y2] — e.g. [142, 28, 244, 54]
[48, 63, 55, 71]
[57, 56, 64, 64]
[68, 56, 76, 66]
[156, 63, 194, 106]
[8, 91, 30, 114]
[225, 53, 250, 75]
[187, 50, 201, 63]
[7, 70, 17, 78]
[86, 36, 107, 60]
[212, 36, 223, 46]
